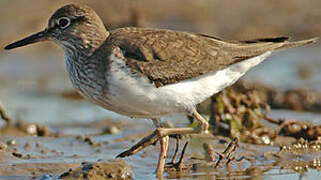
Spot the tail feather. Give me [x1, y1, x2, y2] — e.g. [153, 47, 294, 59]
[242, 37, 289, 43]
[277, 37, 319, 51]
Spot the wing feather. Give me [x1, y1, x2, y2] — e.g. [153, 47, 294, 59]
[106, 27, 314, 87]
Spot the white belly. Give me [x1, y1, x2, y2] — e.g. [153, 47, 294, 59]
[104, 51, 272, 118]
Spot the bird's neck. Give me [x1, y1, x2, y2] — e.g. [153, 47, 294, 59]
[62, 30, 109, 61]
[63, 38, 108, 100]
[61, 29, 109, 91]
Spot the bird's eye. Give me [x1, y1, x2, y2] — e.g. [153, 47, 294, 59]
[57, 17, 71, 29]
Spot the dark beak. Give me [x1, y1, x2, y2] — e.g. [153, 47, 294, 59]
[4, 29, 49, 50]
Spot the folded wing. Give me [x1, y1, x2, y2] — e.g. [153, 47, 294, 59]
[107, 27, 317, 87]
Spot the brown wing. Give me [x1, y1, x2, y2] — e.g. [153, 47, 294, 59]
[107, 27, 316, 87]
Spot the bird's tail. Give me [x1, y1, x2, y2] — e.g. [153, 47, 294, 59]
[276, 37, 318, 51]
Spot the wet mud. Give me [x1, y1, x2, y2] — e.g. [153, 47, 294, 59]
[0, 98, 320, 179]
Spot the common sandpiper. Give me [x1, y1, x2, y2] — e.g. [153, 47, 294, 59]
[4, 4, 318, 178]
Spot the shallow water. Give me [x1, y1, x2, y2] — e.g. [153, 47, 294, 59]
[0, 46, 320, 179]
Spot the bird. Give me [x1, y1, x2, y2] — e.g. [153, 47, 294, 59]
[4, 4, 318, 178]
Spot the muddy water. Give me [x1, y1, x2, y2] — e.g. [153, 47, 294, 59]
[0, 47, 320, 179]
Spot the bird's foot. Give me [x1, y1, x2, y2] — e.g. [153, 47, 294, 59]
[116, 127, 195, 158]
[116, 130, 160, 158]
[165, 137, 189, 171]
[116, 127, 197, 178]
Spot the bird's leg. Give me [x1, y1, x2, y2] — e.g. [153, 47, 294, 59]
[156, 135, 169, 177]
[165, 141, 189, 171]
[191, 109, 209, 133]
[117, 109, 208, 157]
[170, 136, 180, 164]
[152, 118, 162, 128]
[117, 109, 209, 176]
[152, 118, 170, 177]
[116, 127, 195, 158]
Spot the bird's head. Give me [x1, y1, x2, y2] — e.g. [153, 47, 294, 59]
[5, 4, 108, 52]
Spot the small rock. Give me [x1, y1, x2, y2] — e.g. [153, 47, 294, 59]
[0, 142, 8, 151]
[6, 139, 16, 146]
[59, 160, 134, 180]
[26, 124, 37, 135]
[103, 126, 120, 134]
